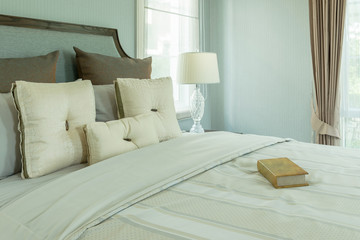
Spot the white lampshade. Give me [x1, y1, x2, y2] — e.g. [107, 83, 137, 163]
[177, 52, 220, 84]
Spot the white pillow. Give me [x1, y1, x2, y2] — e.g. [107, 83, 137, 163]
[93, 84, 118, 122]
[0, 93, 21, 179]
[12, 80, 96, 178]
[114, 77, 181, 141]
[84, 113, 160, 165]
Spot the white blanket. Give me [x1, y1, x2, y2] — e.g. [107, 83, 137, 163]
[77, 139, 360, 240]
[0, 132, 285, 240]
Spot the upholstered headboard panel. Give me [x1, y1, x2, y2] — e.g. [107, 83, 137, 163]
[0, 14, 130, 83]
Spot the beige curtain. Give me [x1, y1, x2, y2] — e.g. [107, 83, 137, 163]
[309, 0, 346, 145]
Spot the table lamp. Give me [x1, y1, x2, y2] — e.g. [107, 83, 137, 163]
[177, 52, 220, 133]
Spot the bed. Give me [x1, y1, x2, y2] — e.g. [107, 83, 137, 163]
[0, 14, 359, 240]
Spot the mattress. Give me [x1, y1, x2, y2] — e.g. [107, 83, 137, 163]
[1, 132, 359, 240]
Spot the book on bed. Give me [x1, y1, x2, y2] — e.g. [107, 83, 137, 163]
[257, 157, 309, 189]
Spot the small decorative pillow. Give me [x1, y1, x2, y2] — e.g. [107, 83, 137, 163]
[114, 77, 182, 141]
[0, 51, 59, 93]
[0, 93, 21, 179]
[73, 47, 152, 85]
[12, 80, 95, 178]
[84, 113, 160, 165]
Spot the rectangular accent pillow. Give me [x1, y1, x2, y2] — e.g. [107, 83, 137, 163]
[84, 113, 160, 165]
[114, 77, 181, 141]
[12, 80, 96, 178]
[0, 93, 21, 179]
[0, 51, 59, 93]
[74, 47, 152, 85]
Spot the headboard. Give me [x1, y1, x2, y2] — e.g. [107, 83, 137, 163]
[0, 14, 130, 83]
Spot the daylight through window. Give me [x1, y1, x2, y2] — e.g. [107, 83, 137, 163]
[137, 0, 199, 118]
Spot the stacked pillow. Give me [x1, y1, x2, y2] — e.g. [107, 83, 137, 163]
[74, 47, 152, 84]
[0, 51, 59, 179]
[0, 48, 182, 179]
[93, 84, 118, 122]
[0, 51, 59, 93]
[114, 77, 182, 141]
[74, 47, 152, 122]
[84, 113, 161, 165]
[83, 76, 182, 166]
[74, 48, 182, 145]
[12, 80, 96, 178]
[0, 93, 21, 179]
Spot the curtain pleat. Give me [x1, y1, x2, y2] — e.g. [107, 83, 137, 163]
[309, 0, 346, 145]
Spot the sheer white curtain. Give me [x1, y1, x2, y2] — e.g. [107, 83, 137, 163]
[341, 0, 360, 148]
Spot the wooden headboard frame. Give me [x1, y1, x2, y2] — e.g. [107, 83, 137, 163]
[0, 14, 130, 58]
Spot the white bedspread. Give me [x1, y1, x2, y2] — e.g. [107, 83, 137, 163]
[0, 132, 285, 240]
[1, 132, 360, 239]
[77, 139, 360, 240]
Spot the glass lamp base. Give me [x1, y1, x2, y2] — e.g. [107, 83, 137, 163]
[189, 85, 205, 134]
[190, 121, 204, 133]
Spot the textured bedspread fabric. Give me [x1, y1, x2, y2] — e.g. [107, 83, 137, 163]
[0, 132, 285, 240]
[77, 139, 360, 240]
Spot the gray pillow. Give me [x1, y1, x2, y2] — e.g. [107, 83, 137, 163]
[0, 93, 21, 179]
[93, 84, 118, 122]
[74, 47, 152, 85]
[0, 51, 59, 93]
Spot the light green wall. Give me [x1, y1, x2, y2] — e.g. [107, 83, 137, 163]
[205, 0, 313, 141]
[0, 0, 136, 56]
[1, 0, 311, 136]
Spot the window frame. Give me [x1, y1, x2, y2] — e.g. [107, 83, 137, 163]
[136, 0, 202, 120]
[340, 0, 360, 148]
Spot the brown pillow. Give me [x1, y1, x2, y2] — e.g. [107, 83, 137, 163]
[74, 47, 152, 85]
[0, 51, 59, 93]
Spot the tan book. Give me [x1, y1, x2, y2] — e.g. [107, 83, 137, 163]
[257, 157, 308, 189]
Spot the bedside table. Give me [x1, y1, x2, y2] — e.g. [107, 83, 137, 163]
[183, 130, 243, 134]
[205, 130, 243, 134]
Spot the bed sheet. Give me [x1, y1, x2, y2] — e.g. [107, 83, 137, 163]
[0, 164, 85, 208]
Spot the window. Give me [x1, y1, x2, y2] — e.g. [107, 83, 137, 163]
[341, 0, 360, 148]
[137, 0, 199, 119]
